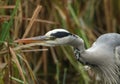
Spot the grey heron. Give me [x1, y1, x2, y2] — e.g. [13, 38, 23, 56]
[16, 29, 120, 84]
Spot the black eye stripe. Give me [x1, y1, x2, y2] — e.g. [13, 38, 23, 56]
[51, 32, 72, 38]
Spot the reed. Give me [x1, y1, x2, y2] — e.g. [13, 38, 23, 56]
[0, 0, 119, 84]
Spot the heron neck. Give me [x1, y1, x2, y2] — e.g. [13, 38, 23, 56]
[76, 44, 85, 53]
[71, 37, 85, 53]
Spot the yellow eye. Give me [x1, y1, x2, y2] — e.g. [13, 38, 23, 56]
[45, 36, 56, 40]
[50, 36, 56, 40]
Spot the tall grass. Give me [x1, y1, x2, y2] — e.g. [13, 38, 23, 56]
[0, 0, 120, 84]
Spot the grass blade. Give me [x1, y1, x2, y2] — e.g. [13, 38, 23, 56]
[0, 0, 19, 45]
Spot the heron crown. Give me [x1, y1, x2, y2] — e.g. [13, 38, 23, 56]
[45, 29, 72, 38]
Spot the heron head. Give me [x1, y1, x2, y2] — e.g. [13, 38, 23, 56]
[15, 29, 80, 46]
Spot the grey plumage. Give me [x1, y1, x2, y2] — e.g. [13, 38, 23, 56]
[74, 33, 120, 84]
[16, 29, 120, 84]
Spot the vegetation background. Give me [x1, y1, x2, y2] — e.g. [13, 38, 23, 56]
[0, 0, 120, 84]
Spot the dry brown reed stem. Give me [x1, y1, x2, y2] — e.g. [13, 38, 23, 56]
[22, 5, 42, 38]
[0, 15, 57, 24]
[0, 43, 48, 54]
[21, 54, 38, 84]
[9, 47, 27, 84]
[50, 47, 58, 64]
[0, 6, 15, 9]
[104, 0, 114, 32]
[33, 56, 43, 73]
[21, 49, 48, 52]
[43, 48, 47, 78]
[14, 2, 23, 39]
